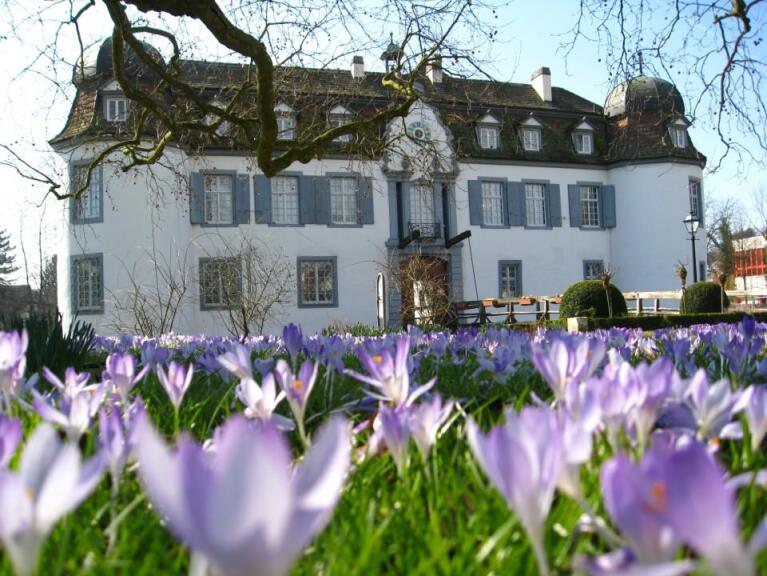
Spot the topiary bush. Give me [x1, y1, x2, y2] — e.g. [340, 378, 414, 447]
[681, 281, 729, 313]
[559, 280, 628, 318]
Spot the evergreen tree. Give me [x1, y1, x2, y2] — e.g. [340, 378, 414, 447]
[718, 218, 735, 279]
[0, 228, 18, 286]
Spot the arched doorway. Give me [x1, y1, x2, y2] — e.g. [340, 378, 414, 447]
[399, 255, 449, 326]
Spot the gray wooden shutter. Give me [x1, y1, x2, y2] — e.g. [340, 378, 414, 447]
[568, 184, 581, 227]
[602, 185, 616, 228]
[388, 181, 399, 240]
[432, 182, 444, 238]
[360, 177, 374, 225]
[316, 177, 330, 224]
[189, 172, 204, 224]
[299, 175, 316, 225]
[508, 181, 525, 227]
[468, 180, 482, 225]
[254, 175, 271, 224]
[697, 182, 705, 227]
[401, 181, 411, 234]
[235, 174, 250, 224]
[548, 183, 562, 227]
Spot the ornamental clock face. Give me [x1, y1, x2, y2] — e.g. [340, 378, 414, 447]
[406, 120, 432, 141]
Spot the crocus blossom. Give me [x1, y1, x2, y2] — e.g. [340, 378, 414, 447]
[135, 413, 351, 576]
[744, 385, 767, 451]
[273, 359, 318, 444]
[0, 414, 21, 467]
[32, 382, 105, 441]
[0, 330, 27, 406]
[408, 394, 454, 461]
[157, 361, 194, 410]
[0, 424, 104, 576]
[377, 405, 411, 474]
[102, 352, 148, 401]
[531, 337, 605, 402]
[345, 334, 433, 407]
[467, 407, 562, 575]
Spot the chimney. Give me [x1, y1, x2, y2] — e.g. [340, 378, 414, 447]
[531, 67, 552, 102]
[426, 55, 443, 84]
[351, 55, 365, 80]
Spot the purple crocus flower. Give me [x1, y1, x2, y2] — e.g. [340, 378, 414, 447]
[99, 400, 145, 493]
[377, 405, 411, 474]
[282, 323, 304, 365]
[235, 373, 293, 430]
[217, 344, 254, 382]
[0, 424, 104, 576]
[0, 415, 22, 468]
[135, 413, 350, 576]
[408, 394, 454, 461]
[156, 362, 194, 410]
[744, 385, 767, 451]
[273, 359, 318, 445]
[139, 340, 170, 369]
[468, 407, 562, 575]
[682, 370, 747, 440]
[531, 337, 605, 402]
[32, 379, 105, 441]
[345, 334, 433, 407]
[0, 330, 27, 406]
[103, 352, 148, 401]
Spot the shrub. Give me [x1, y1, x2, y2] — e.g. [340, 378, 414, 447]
[559, 280, 628, 319]
[681, 281, 729, 313]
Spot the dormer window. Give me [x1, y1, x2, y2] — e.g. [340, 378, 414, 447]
[104, 96, 129, 122]
[670, 125, 687, 148]
[275, 103, 295, 141]
[476, 114, 500, 150]
[329, 106, 353, 143]
[521, 118, 542, 152]
[572, 121, 594, 155]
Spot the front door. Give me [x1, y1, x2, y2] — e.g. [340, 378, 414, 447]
[400, 255, 449, 326]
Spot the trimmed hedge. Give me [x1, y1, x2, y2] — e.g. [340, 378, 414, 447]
[572, 311, 767, 331]
[559, 280, 628, 319]
[681, 281, 729, 314]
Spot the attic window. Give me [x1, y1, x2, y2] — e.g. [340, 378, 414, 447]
[104, 96, 129, 122]
[476, 114, 500, 150]
[573, 132, 593, 155]
[275, 103, 295, 141]
[522, 127, 541, 151]
[329, 106, 352, 143]
[669, 125, 687, 148]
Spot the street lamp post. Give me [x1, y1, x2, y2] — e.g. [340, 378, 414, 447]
[683, 213, 700, 283]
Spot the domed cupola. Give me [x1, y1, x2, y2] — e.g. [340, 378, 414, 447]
[604, 75, 685, 119]
[73, 37, 164, 86]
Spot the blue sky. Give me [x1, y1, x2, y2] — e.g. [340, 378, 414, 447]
[0, 0, 764, 285]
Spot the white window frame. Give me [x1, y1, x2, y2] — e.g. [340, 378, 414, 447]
[271, 175, 300, 225]
[525, 183, 547, 227]
[72, 164, 102, 223]
[203, 174, 234, 225]
[580, 185, 601, 228]
[410, 183, 435, 226]
[104, 96, 129, 122]
[481, 181, 504, 226]
[275, 104, 296, 140]
[72, 254, 103, 314]
[499, 261, 522, 298]
[573, 131, 593, 155]
[329, 107, 353, 143]
[199, 258, 241, 309]
[689, 179, 701, 220]
[298, 257, 337, 307]
[522, 127, 541, 151]
[478, 125, 499, 150]
[670, 126, 687, 148]
[583, 260, 605, 280]
[330, 176, 359, 225]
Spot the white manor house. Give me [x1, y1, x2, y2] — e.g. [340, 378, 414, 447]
[53, 39, 707, 336]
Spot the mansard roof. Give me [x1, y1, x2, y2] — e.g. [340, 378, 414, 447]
[50, 57, 706, 167]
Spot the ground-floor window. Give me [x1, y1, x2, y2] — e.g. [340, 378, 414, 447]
[72, 254, 104, 314]
[199, 257, 241, 309]
[583, 260, 605, 280]
[498, 260, 522, 298]
[298, 257, 338, 307]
